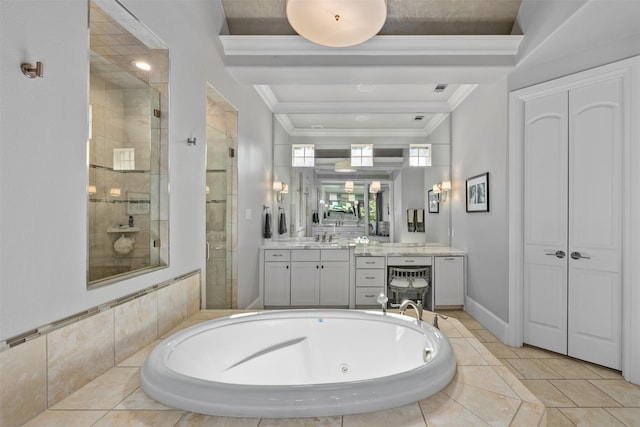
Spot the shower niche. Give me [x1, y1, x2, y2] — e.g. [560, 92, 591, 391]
[87, 0, 169, 287]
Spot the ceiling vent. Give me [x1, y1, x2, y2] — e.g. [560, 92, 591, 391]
[434, 84, 448, 93]
[414, 115, 424, 121]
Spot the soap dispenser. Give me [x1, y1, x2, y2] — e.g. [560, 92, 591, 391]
[128, 215, 134, 227]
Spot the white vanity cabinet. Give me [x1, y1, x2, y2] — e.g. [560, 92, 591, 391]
[288, 248, 350, 306]
[434, 256, 464, 307]
[264, 249, 291, 306]
[355, 256, 385, 306]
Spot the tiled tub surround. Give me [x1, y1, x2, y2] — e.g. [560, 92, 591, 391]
[0, 271, 200, 427]
[14, 310, 546, 426]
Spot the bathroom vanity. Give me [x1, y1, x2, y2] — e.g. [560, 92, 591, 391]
[259, 241, 465, 310]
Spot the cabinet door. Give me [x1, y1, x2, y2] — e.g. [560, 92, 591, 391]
[320, 262, 350, 305]
[264, 262, 290, 306]
[434, 257, 464, 306]
[291, 261, 320, 305]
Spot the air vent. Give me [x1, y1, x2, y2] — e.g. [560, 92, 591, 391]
[414, 115, 424, 121]
[434, 84, 448, 93]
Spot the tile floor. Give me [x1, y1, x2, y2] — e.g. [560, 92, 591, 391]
[22, 309, 640, 427]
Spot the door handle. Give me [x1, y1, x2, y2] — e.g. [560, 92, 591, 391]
[205, 242, 210, 261]
[570, 251, 591, 260]
[545, 250, 566, 259]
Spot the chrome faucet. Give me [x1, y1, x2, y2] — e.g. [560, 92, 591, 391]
[376, 293, 388, 314]
[432, 312, 448, 329]
[399, 299, 423, 321]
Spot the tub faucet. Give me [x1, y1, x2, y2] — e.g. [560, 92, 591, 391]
[399, 300, 423, 321]
[376, 293, 388, 314]
[432, 312, 448, 329]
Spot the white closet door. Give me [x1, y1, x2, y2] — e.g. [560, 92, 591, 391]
[523, 91, 569, 355]
[568, 78, 622, 369]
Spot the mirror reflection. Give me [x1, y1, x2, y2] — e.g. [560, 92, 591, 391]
[272, 113, 451, 245]
[87, 0, 169, 286]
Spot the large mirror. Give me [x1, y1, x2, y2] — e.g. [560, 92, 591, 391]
[272, 112, 451, 245]
[87, 0, 170, 287]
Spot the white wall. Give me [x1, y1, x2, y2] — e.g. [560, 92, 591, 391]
[424, 116, 451, 245]
[451, 80, 509, 323]
[0, 0, 273, 340]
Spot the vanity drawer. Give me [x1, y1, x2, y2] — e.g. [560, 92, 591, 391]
[356, 256, 385, 269]
[356, 287, 385, 305]
[264, 249, 290, 261]
[291, 249, 320, 262]
[387, 256, 431, 266]
[356, 269, 385, 287]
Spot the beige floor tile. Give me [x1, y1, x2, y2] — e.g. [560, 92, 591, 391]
[444, 379, 521, 426]
[22, 410, 107, 427]
[448, 338, 489, 366]
[435, 318, 464, 338]
[482, 342, 519, 359]
[550, 380, 622, 408]
[457, 318, 484, 330]
[510, 401, 546, 426]
[560, 408, 625, 426]
[257, 416, 342, 427]
[520, 380, 576, 408]
[541, 358, 603, 380]
[455, 366, 519, 400]
[440, 309, 472, 319]
[581, 363, 624, 380]
[545, 408, 576, 427]
[498, 359, 524, 379]
[471, 329, 500, 343]
[175, 412, 260, 427]
[509, 345, 561, 359]
[605, 407, 640, 426]
[419, 392, 489, 427]
[117, 340, 160, 367]
[115, 387, 174, 410]
[589, 379, 640, 407]
[466, 338, 502, 365]
[504, 358, 563, 380]
[51, 367, 139, 410]
[493, 366, 540, 404]
[93, 410, 185, 427]
[343, 403, 426, 427]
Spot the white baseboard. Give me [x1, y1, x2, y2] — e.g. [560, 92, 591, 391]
[464, 296, 512, 345]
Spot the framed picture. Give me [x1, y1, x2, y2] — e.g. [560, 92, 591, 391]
[428, 190, 439, 213]
[466, 172, 489, 212]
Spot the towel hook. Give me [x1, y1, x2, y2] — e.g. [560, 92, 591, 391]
[21, 61, 44, 79]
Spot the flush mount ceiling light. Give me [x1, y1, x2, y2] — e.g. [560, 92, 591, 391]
[286, 0, 387, 48]
[132, 60, 151, 71]
[335, 159, 357, 173]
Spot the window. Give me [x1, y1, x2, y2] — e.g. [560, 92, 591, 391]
[292, 144, 314, 167]
[351, 144, 373, 167]
[409, 144, 432, 166]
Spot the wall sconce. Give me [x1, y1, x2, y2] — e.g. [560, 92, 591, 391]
[274, 181, 288, 203]
[433, 181, 451, 202]
[344, 180, 354, 193]
[370, 181, 381, 194]
[88, 185, 97, 195]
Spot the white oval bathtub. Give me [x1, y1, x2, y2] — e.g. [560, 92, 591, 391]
[141, 309, 456, 418]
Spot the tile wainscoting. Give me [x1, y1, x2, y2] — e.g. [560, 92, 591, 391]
[0, 271, 201, 427]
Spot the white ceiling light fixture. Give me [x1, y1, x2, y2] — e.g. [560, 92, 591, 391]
[370, 181, 381, 193]
[286, 0, 387, 48]
[335, 159, 357, 173]
[344, 181, 354, 193]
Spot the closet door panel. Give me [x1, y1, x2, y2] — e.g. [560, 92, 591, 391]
[523, 91, 569, 354]
[568, 77, 622, 369]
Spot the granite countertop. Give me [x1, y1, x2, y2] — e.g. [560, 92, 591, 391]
[261, 239, 466, 256]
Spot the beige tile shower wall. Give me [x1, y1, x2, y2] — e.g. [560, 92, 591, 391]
[0, 272, 200, 427]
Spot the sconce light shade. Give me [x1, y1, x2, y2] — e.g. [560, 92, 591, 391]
[441, 181, 452, 191]
[344, 180, 354, 193]
[433, 180, 451, 202]
[370, 181, 381, 193]
[432, 184, 441, 194]
[286, 0, 387, 48]
[273, 181, 283, 192]
[281, 183, 289, 194]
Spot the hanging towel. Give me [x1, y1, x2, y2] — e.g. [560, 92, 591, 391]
[278, 210, 287, 235]
[263, 212, 272, 238]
